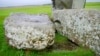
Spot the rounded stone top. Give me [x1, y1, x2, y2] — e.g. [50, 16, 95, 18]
[4, 13, 53, 27]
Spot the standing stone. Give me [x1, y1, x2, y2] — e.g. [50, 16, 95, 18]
[52, 0, 86, 9]
[52, 0, 73, 9]
[72, 0, 86, 9]
[53, 9, 100, 56]
[4, 13, 55, 50]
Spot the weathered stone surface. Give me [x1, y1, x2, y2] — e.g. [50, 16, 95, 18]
[4, 13, 55, 50]
[53, 9, 100, 56]
[52, 0, 86, 9]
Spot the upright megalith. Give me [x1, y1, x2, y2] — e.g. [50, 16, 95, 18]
[4, 13, 55, 50]
[72, 0, 86, 9]
[53, 9, 100, 56]
[52, 0, 86, 9]
[52, 0, 73, 9]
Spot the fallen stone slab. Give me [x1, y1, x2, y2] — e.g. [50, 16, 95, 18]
[4, 13, 55, 50]
[53, 9, 100, 56]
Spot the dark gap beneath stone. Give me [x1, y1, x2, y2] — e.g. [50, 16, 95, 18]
[67, 39, 79, 46]
[54, 20, 61, 24]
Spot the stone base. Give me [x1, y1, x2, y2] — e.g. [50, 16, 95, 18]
[4, 13, 55, 50]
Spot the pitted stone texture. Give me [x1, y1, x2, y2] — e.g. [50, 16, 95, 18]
[4, 13, 55, 50]
[53, 9, 100, 56]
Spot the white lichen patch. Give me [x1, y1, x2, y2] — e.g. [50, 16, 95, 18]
[53, 9, 100, 56]
[4, 13, 55, 50]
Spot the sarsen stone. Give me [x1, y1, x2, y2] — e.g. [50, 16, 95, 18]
[53, 9, 100, 56]
[4, 13, 55, 50]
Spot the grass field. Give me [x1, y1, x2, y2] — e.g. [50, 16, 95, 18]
[0, 2, 100, 56]
[85, 2, 100, 9]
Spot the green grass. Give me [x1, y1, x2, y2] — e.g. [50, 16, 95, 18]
[0, 2, 99, 56]
[85, 2, 100, 9]
[55, 33, 67, 43]
[0, 5, 52, 16]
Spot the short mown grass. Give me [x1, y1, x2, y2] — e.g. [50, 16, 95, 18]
[0, 5, 52, 16]
[85, 2, 100, 9]
[0, 2, 99, 56]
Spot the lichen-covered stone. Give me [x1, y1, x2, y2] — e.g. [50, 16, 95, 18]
[53, 9, 100, 56]
[4, 13, 55, 50]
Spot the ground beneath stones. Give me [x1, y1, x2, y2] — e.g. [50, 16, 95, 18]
[47, 40, 78, 51]
[24, 40, 78, 56]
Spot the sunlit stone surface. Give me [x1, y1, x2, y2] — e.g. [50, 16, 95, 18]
[53, 9, 100, 56]
[4, 13, 55, 50]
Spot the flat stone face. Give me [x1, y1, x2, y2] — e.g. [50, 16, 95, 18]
[53, 9, 100, 56]
[4, 13, 55, 50]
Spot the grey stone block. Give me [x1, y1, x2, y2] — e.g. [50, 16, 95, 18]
[53, 9, 100, 56]
[4, 13, 55, 50]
